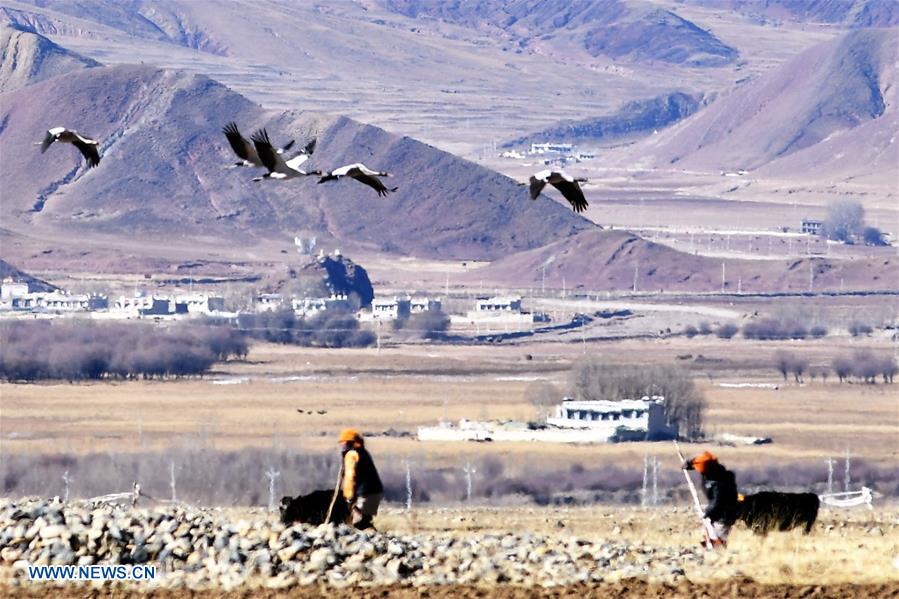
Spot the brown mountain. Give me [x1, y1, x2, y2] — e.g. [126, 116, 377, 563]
[0, 24, 98, 92]
[380, 0, 739, 66]
[473, 229, 899, 293]
[623, 28, 898, 173]
[0, 63, 592, 262]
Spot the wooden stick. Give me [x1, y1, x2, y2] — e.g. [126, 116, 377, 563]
[325, 464, 344, 524]
[674, 441, 714, 550]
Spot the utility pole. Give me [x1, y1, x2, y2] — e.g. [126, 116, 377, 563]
[721, 262, 726, 292]
[633, 265, 639, 293]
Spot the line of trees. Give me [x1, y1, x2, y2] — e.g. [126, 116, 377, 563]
[567, 360, 706, 440]
[773, 350, 896, 384]
[686, 317, 883, 342]
[237, 308, 375, 348]
[0, 321, 247, 382]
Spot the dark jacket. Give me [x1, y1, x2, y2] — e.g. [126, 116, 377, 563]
[342, 445, 383, 499]
[701, 463, 738, 525]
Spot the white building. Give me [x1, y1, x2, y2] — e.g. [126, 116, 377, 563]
[546, 396, 677, 441]
[8, 292, 106, 312]
[372, 296, 411, 320]
[113, 295, 171, 317]
[530, 142, 573, 155]
[418, 396, 677, 444]
[1, 279, 29, 300]
[256, 293, 285, 312]
[292, 294, 350, 317]
[410, 297, 442, 314]
[174, 294, 225, 315]
[475, 296, 522, 313]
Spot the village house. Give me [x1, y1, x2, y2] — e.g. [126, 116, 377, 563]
[292, 294, 350, 317]
[113, 295, 171, 317]
[255, 293, 285, 312]
[417, 395, 676, 444]
[1, 279, 29, 300]
[530, 142, 573, 155]
[475, 296, 522, 313]
[546, 396, 677, 441]
[410, 297, 442, 314]
[372, 296, 412, 320]
[174, 294, 226, 315]
[8, 292, 107, 312]
[801, 219, 823, 235]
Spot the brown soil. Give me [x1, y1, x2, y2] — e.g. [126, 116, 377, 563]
[5, 580, 899, 599]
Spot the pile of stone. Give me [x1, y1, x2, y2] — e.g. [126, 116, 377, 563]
[0, 498, 702, 589]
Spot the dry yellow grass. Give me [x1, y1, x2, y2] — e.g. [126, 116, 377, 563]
[1, 338, 897, 471]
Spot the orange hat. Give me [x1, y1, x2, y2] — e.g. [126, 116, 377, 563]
[691, 451, 718, 474]
[338, 428, 362, 444]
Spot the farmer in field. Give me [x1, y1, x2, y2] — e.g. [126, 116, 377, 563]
[683, 451, 738, 548]
[339, 428, 384, 530]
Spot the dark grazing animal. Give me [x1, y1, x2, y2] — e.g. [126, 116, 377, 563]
[737, 491, 820, 535]
[279, 490, 349, 526]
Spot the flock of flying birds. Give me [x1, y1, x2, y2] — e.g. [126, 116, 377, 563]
[39, 124, 589, 211]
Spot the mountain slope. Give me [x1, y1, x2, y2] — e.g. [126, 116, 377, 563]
[0, 63, 592, 261]
[380, 0, 739, 66]
[503, 91, 701, 148]
[473, 229, 899, 293]
[685, 0, 899, 28]
[0, 24, 98, 92]
[623, 28, 897, 172]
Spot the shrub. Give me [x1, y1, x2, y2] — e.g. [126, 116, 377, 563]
[684, 325, 698, 338]
[716, 324, 738, 339]
[862, 226, 888, 246]
[394, 310, 451, 340]
[848, 322, 873, 337]
[238, 308, 375, 348]
[810, 326, 828, 338]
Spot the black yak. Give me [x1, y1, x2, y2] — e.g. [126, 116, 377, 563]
[279, 490, 349, 526]
[737, 491, 820, 535]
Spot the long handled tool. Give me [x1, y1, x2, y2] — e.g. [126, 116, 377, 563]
[674, 440, 715, 550]
[325, 463, 345, 525]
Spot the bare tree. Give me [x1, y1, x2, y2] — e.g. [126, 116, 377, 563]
[567, 360, 706, 440]
[525, 382, 562, 420]
[823, 200, 864, 242]
[832, 356, 852, 383]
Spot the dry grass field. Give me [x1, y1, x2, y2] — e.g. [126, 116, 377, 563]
[2, 334, 896, 467]
[1, 310, 897, 596]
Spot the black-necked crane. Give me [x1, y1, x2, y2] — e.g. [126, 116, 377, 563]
[249, 129, 318, 181]
[222, 122, 304, 168]
[528, 169, 588, 213]
[40, 127, 101, 168]
[317, 163, 397, 197]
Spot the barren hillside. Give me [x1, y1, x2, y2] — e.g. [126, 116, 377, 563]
[617, 28, 898, 174]
[0, 24, 97, 92]
[472, 229, 899, 293]
[0, 63, 592, 263]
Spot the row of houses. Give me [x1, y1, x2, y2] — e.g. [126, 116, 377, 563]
[2, 276, 541, 330]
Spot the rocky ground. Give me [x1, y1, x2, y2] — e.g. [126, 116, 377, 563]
[1, 498, 897, 597]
